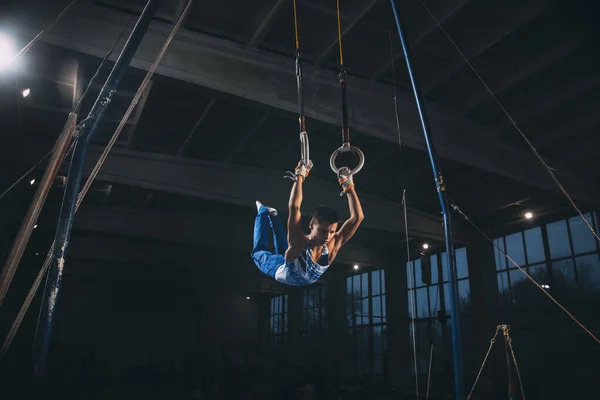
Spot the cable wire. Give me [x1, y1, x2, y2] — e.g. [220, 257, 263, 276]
[403, 190, 420, 399]
[467, 326, 500, 400]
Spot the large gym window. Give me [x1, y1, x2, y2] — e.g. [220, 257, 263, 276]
[269, 294, 288, 345]
[495, 212, 600, 306]
[346, 269, 387, 377]
[406, 248, 471, 377]
[303, 284, 327, 337]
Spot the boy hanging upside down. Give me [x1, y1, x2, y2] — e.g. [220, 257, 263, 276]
[251, 162, 364, 285]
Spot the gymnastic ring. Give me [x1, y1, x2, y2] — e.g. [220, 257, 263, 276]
[300, 131, 310, 166]
[329, 143, 365, 176]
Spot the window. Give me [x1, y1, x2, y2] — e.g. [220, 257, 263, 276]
[495, 211, 600, 305]
[495, 227, 548, 306]
[406, 248, 470, 377]
[303, 284, 327, 336]
[269, 295, 288, 344]
[406, 248, 471, 319]
[346, 269, 387, 377]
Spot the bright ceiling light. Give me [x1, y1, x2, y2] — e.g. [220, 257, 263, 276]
[524, 212, 533, 220]
[0, 34, 16, 70]
[30, 179, 35, 185]
[22, 88, 30, 97]
[422, 243, 429, 249]
[353, 264, 359, 270]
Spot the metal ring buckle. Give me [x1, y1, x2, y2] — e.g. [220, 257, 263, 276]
[329, 143, 365, 175]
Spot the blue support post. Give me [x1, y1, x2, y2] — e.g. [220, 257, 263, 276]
[33, 0, 161, 377]
[388, 1, 466, 399]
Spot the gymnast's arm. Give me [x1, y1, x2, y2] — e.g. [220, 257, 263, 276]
[334, 186, 364, 251]
[285, 176, 306, 262]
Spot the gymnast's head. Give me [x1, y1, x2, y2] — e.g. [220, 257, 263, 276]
[309, 205, 339, 245]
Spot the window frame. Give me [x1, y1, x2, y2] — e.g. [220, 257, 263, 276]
[269, 294, 288, 345]
[346, 269, 388, 378]
[494, 211, 600, 306]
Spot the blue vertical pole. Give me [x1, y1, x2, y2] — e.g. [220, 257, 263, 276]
[388, 1, 466, 399]
[33, 0, 161, 377]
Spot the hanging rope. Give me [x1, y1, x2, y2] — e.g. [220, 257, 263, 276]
[450, 201, 600, 346]
[329, 0, 365, 189]
[292, 0, 311, 171]
[0, 0, 195, 362]
[503, 326, 526, 400]
[284, 0, 311, 182]
[467, 326, 500, 399]
[468, 325, 527, 400]
[402, 190, 420, 399]
[416, 0, 600, 246]
[503, 325, 518, 400]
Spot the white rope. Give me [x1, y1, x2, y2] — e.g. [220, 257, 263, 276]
[402, 190, 419, 399]
[425, 342, 434, 400]
[503, 326, 527, 400]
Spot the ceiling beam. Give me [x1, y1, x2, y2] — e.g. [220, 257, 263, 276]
[248, 0, 286, 47]
[23, 102, 134, 127]
[176, 98, 216, 157]
[451, 182, 538, 218]
[73, 206, 383, 267]
[89, 83, 136, 98]
[126, 80, 153, 148]
[385, 168, 429, 197]
[58, 145, 450, 240]
[368, 148, 397, 170]
[370, 0, 469, 81]
[224, 111, 270, 164]
[495, 77, 600, 133]
[535, 110, 600, 149]
[18, 2, 599, 202]
[314, 0, 381, 67]
[422, 1, 544, 93]
[458, 39, 579, 114]
[560, 127, 600, 164]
